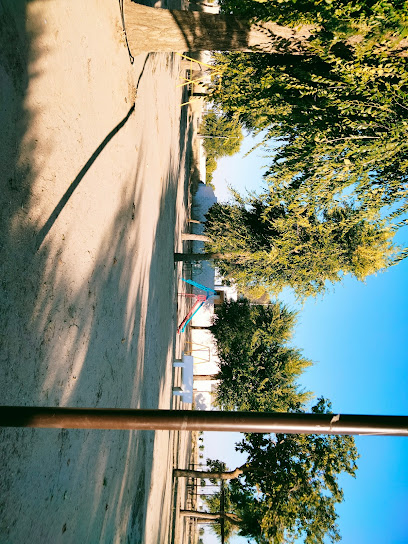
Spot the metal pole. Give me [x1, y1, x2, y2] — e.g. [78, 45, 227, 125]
[220, 479, 225, 544]
[1, 407, 408, 436]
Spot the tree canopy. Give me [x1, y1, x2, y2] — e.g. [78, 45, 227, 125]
[208, 1, 408, 224]
[210, 298, 312, 411]
[200, 111, 244, 160]
[211, 48, 408, 221]
[220, 0, 408, 42]
[235, 400, 359, 543]
[184, 399, 359, 544]
[204, 193, 399, 298]
[126, 0, 408, 55]
[200, 111, 243, 184]
[172, 0, 408, 286]
[211, 297, 295, 355]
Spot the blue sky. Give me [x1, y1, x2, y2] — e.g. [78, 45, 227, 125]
[202, 133, 408, 544]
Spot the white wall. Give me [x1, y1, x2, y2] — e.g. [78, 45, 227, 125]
[190, 183, 237, 409]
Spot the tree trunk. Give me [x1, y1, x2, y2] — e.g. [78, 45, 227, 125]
[180, 509, 242, 526]
[190, 325, 210, 330]
[194, 374, 219, 380]
[179, 510, 220, 521]
[174, 252, 226, 262]
[124, 0, 312, 54]
[174, 465, 245, 479]
[181, 233, 210, 242]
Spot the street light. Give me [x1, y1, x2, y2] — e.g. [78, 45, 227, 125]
[1, 406, 407, 436]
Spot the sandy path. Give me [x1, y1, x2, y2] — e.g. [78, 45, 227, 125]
[0, 0, 191, 542]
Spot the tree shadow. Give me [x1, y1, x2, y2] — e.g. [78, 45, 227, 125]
[35, 104, 136, 251]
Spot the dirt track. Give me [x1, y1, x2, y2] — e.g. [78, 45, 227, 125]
[0, 0, 192, 542]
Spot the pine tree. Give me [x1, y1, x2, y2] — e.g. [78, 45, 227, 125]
[204, 194, 399, 298]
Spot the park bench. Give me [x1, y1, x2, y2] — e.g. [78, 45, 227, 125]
[173, 354, 194, 404]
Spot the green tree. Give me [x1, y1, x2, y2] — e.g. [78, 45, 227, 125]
[201, 112, 243, 160]
[176, 398, 359, 544]
[129, 0, 408, 276]
[209, 298, 312, 411]
[211, 297, 295, 357]
[200, 111, 243, 184]
[207, 0, 408, 221]
[205, 155, 218, 185]
[211, 48, 408, 221]
[203, 193, 399, 298]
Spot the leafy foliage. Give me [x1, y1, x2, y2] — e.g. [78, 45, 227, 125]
[235, 399, 359, 543]
[202, 459, 240, 542]
[210, 298, 312, 411]
[212, 49, 408, 220]
[204, 193, 399, 298]
[203, 478, 272, 543]
[202, 399, 359, 544]
[205, 154, 218, 185]
[209, 1, 408, 224]
[201, 111, 244, 158]
[220, 0, 408, 45]
[200, 111, 244, 183]
[211, 297, 295, 354]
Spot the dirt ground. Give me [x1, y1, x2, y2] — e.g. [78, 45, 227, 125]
[0, 0, 193, 542]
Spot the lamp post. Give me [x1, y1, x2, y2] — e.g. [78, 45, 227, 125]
[1, 406, 407, 436]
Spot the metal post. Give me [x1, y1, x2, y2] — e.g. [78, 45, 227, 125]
[220, 479, 225, 544]
[1, 407, 408, 436]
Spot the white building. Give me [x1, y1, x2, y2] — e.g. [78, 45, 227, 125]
[189, 182, 237, 410]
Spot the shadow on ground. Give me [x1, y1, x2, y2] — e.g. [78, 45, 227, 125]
[0, 1, 192, 541]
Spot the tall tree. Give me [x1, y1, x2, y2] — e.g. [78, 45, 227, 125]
[126, 0, 408, 276]
[176, 398, 359, 544]
[209, 299, 312, 411]
[200, 111, 244, 183]
[200, 112, 243, 160]
[208, 0, 408, 221]
[203, 194, 399, 298]
[211, 48, 408, 221]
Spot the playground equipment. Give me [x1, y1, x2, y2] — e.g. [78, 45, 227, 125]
[177, 279, 216, 334]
